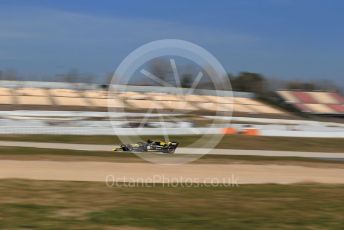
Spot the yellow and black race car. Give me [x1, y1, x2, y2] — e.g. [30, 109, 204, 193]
[113, 139, 179, 154]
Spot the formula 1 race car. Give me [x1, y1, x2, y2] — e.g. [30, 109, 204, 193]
[113, 139, 179, 154]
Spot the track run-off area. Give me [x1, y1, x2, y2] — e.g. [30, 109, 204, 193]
[2, 160, 344, 184]
[1, 141, 344, 184]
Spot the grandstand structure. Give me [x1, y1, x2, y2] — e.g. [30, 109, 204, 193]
[0, 82, 287, 116]
[277, 90, 344, 115]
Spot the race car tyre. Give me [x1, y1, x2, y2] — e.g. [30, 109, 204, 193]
[162, 147, 176, 154]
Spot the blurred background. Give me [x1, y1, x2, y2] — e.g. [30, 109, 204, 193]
[1, 1, 344, 229]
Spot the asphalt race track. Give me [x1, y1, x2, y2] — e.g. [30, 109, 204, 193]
[0, 141, 343, 159]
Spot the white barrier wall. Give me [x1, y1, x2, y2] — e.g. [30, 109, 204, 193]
[0, 111, 344, 137]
